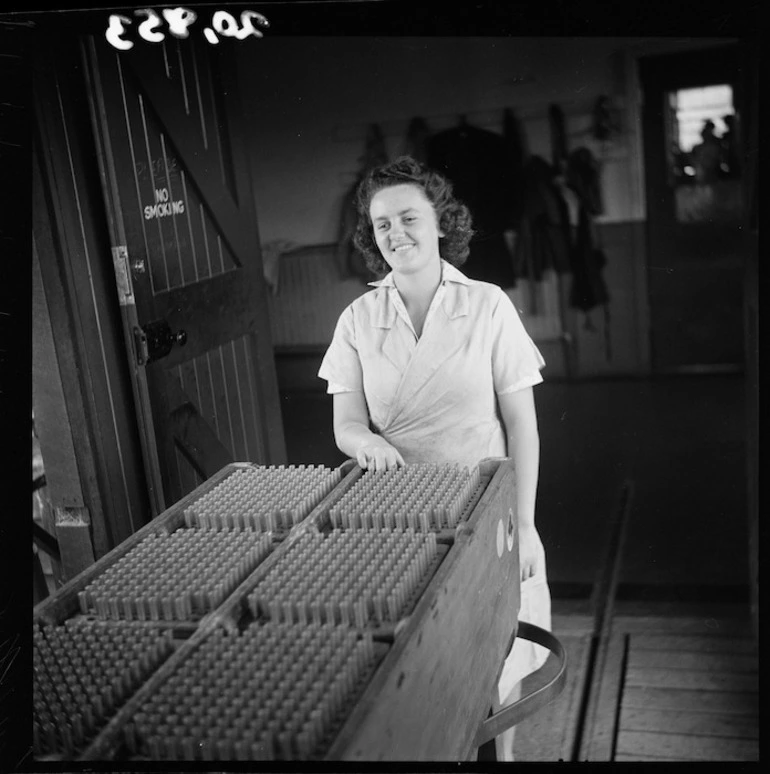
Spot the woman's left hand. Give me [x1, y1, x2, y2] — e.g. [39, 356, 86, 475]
[518, 523, 543, 583]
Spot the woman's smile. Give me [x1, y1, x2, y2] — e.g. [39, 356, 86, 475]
[369, 183, 444, 276]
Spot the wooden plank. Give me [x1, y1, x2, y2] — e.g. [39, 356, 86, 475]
[34, 486, 65, 587]
[514, 633, 592, 761]
[578, 632, 627, 761]
[630, 634, 757, 654]
[625, 667, 758, 693]
[551, 613, 595, 634]
[168, 377, 233, 481]
[627, 649, 757, 674]
[615, 730, 759, 762]
[32, 228, 84, 509]
[35, 46, 152, 550]
[623, 687, 758, 716]
[576, 481, 635, 761]
[155, 270, 261, 368]
[614, 615, 753, 637]
[619, 707, 759, 739]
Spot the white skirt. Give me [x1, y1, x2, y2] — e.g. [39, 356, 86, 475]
[497, 541, 552, 704]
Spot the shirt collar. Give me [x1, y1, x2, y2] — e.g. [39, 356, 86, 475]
[368, 260, 470, 327]
[368, 259, 471, 289]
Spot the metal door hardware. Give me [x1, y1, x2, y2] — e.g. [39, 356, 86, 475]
[134, 320, 187, 365]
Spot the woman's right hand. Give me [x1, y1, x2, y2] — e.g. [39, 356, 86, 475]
[355, 439, 405, 472]
[332, 392, 405, 472]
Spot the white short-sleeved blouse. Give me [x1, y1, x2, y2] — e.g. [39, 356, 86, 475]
[318, 260, 546, 468]
[319, 260, 551, 701]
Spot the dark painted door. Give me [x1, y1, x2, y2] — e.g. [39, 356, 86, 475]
[639, 45, 746, 373]
[84, 35, 286, 512]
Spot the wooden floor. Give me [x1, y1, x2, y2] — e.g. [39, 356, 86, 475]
[513, 601, 759, 762]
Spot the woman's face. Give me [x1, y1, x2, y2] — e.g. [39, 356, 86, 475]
[369, 183, 444, 277]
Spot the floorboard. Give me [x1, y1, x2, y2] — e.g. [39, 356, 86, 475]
[612, 611, 759, 762]
[627, 649, 757, 673]
[624, 666, 758, 693]
[622, 687, 759, 716]
[517, 606, 760, 762]
[615, 729, 759, 762]
[630, 634, 757, 654]
[513, 631, 593, 761]
[619, 707, 759, 739]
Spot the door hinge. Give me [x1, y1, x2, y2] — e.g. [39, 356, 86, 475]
[112, 245, 135, 306]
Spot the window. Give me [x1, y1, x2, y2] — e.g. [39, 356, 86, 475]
[665, 84, 742, 223]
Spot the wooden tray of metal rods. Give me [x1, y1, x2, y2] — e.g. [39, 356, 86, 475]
[32, 461, 350, 761]
[34, 458, 521, 762]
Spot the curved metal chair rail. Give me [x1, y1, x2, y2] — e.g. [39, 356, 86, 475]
[474, 622, 568, 747]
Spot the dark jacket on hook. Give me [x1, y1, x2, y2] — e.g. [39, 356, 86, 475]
[503, 108, 527, 227]
[403, 116, 432, 163]
[569, 204, 609, 313]
[512, 155, 572, 283]
[427, 122, 519, 288]
[567, 147, 603, 216]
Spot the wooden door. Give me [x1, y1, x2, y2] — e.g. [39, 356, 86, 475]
[639, 45, 746, 373]
[84, 35, 286, 512]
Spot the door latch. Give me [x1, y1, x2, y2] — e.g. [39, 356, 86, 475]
[134, 320, 187, 366]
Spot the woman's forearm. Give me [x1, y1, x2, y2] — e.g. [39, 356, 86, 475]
[335, 419, 382, 459]
[498, 387, 540, 530]
[332, 392, 404, 470]
[507, 424, 540, 529]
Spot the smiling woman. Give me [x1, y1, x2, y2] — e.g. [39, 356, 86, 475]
[352, 156, 474, 277]
[317, 155, 552, 760]
[370, 185, 445, 281]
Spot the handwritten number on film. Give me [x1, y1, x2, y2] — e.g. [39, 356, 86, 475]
[106, 8, 269, 50]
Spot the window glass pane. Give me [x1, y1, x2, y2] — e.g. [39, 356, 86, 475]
[665, 84, 742, 223]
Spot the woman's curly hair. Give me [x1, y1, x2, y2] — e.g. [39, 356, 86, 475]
[352, 156, 474, 277]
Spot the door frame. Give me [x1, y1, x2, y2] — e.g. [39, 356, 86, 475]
[32, 32, 153, 557]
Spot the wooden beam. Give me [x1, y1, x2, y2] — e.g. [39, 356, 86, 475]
[576, 481, 635, 761]
[32, 521, 60, 561]
[577, 632, 628, 761]
[54, 506, 96, 582]
[33, 39, 152, 553]
[169, 397, 234, 482]
[32, 241, 84, 509]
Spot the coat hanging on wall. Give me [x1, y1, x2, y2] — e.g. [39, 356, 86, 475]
[502, 107, 527, 228]
[511, 155, 572, 287]
[566, 146, 611, 360]
[402, 116, 431, 164]
[336, 123, 388, 280]
[569, 206, 609, 314]
[548, 104, 568, 176]
[427, 118, 519, 288]
[567, 147, 603, 216]
[592, 95, 619, 142]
